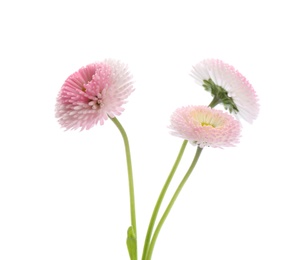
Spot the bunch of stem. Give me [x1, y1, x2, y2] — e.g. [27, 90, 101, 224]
[141, 140, 188, 260]
[144, 146, 203, 260]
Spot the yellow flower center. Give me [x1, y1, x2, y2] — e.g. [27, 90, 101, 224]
[192, 111, 219, 128]
[201, 122, 214, 127]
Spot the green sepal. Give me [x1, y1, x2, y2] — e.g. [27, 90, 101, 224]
[126, 226, 137, 260]
[202, 79, 239, 113]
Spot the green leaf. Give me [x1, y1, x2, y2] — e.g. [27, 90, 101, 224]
[126, 226, 137, 260]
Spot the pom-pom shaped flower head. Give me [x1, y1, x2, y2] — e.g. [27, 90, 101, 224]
[191, 59, 259, 123]
[170, 106, 241, 148]
[56, 59, 134, 130]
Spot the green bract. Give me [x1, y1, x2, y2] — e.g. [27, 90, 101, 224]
[203, 79, 239, 113]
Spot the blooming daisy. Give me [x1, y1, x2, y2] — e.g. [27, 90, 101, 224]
[169, 105, 241, 148]
[55, 59, 134, 130]
[191, 59, 259, 123]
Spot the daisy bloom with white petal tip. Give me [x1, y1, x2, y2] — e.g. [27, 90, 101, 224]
[55, 59, 134, 130]
[169, 105, 241, 148]
[191, 59, 259, 123]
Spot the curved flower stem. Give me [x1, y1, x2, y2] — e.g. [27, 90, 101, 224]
[208, 96, 220, 108]
[109, 116, 137, 259]
[142, 140, 188, 260]
[146, 146, 203, 260]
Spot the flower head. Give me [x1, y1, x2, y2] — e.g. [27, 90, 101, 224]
[169, 105, 241, 148]
[55, 59, 134, 130]
[191, 59, 259, 123]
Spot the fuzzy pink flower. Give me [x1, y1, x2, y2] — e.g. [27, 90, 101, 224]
[55, 59, 134, 130]
[191, 59, 259, 123]
[169, 106, 241, 148]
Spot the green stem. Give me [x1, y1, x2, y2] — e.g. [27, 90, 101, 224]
[146, 146, 203, 260]
[208, 95, 220, 108]
[142, 140, 188, 260]
[109, 116, 137, 259]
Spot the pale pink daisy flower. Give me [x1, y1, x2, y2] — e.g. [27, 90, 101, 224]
[169, 106, 241, 148]
[191, 59, 259, 123]
[55, 59, 134, 130]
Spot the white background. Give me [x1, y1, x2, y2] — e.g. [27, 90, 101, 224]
[1, 0, 307, 259]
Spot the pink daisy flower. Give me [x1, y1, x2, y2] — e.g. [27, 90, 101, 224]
[191, 59, 259, 123]
[55, 59, 134, 130]
[169, 106, 241, 148]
